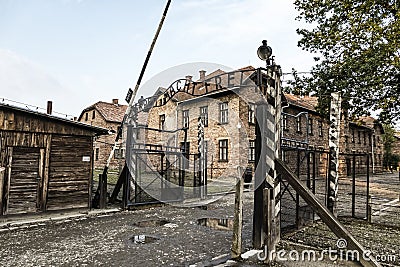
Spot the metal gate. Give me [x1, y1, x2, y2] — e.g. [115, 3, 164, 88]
[123, 125, 207, 206]
[279, 145, 330, 231]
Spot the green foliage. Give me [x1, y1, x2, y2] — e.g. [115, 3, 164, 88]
[291, 0, 400, 124]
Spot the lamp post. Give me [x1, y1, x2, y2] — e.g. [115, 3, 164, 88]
[257, 40, 273, 66]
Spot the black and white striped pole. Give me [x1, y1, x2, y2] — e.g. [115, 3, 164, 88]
[198, 117, 206, 199]
[327, 92, 342, 214]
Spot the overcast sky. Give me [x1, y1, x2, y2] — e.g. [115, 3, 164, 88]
[0, 0, 316, 117]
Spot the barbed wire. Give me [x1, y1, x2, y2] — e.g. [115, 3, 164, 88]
[0, 97, 75, 120]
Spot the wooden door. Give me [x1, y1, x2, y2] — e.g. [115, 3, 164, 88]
[6, 147, 42, 214]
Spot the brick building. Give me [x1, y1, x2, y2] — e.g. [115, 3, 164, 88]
[143, 66, 274, 181]
[281, 94, 330, 177]
[78, 99, 127, 171]
[393, 132, 400, 169]
[339, 116, 384, 174]
[135, 67, 385, 181]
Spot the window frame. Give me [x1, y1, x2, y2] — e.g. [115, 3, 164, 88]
[159, 114, 166, 130]
[248, 103, 256, 124]
[248, 140, 255, 162]
[219, 102, 229, 124]
[296, 116, 302, 133]
[318, 120, 323, 137]
[200, 106, 208, 127]
[182, 110, 189, 128]
[218, 139, 229, 162]
[308, 117, 313, 135]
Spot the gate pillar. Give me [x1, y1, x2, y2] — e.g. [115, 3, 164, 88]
[252, 66, 282, 263]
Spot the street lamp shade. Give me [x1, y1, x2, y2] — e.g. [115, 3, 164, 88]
[257, 40, 272, 62]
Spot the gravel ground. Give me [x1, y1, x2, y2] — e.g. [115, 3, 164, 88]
[1, 188, 399, 267]
[0, 193, 255, 267]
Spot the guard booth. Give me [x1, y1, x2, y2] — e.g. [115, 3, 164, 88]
[0, 102, 108, 216]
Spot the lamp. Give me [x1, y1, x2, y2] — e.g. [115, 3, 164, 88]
[257, 40, 273, 66]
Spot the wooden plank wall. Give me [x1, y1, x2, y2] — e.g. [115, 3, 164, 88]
[46, 135, 93, 210]
[7, 147, 41, 214]
[0, 131, 94, 215]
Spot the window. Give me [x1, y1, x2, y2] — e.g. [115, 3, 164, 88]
[282, 150, 287, 163]
[363, 132, 367, 145]
[116, 126, 122, 139]
[248, 103, 255, 124]
[159, 114, 165, 130]
[95, 148, 99, 161]
[183, 110, 189, 128]
[248, 140, 255, 162]
[308, 118, 313, 135]
[296, 116, 302, 133]
[200, 106, 208, 126]
[318, 121, 323, 137]
[218, 139, 228, 161]
[219, 102, 228, 124]
[180, 142, 190, 169]
[85, 112, 88, 121]
[358, 131, 361, 144]
[282, 114, 288, 131]
[114, 148, 125, 159]
[351, 129, 355, 143]
[92, 110, 95, 119]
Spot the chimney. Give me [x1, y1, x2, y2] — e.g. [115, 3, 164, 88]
[47, 101, 52, 115]
[112, 99, 119, 105]
[199, 70, 206, 81]
[185, 75, 192, 81]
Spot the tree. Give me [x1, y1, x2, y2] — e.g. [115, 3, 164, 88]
[291, 0, 400, 123]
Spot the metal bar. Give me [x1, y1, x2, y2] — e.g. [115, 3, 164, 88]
[296, 149, 300, 227]
[306, 151, 311, 189]
[161, 154, 164, 190]
[352, 153, 356, 218]
[312, 151, 316, 194]
[366, 154, 370, 220]
[102, 0, 172, 187]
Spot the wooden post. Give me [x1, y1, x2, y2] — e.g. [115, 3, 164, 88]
[367, 195, 372, 223]
[231, 167, 244, 259]
[263, 188, 274, 264]
[42, 134, 51, 212]
[99, 174, 107, 209]
[253, 103, 267, 249]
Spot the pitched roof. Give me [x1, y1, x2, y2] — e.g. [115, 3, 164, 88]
[284, 94, 318, 112]
[79, 101, 127, 123]
[0, 102, 109, 135]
